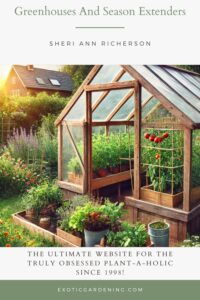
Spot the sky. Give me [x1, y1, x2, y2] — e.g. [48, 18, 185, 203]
[0, 64, 61, 87]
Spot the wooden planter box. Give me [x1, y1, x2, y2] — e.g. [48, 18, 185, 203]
[56, 228, 82, 247]
[191, 186, 200, 204]
[141, 185, 183, 208]
[12, 211, 78, 247]
[67, 172, 83, 185]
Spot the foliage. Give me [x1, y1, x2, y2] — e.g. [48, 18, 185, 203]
[7, 115, 58, 177]
[60, 65, 93, 92]
[7, 127, 42, 164]
[21, 182, 63, 215]
[0, 92, 68, 130]
[149, 221, 168, 229]
[192, 131, 200, 187]
[180, 235, 200, 247]
[0, 217, 24, 247]
[37, 115, 58, 176]
[58, 195, 90, 232]
[68, 200, 125, 233]
[67, 157, 82, 175]
[84, 212, 110, 231]
[106, 222, 148, 247]
[0, 152, 41, 196]
[142, 129, 184, 193]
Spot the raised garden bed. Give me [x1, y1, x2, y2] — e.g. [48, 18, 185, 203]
[12, 211, 79, 247]
[141, 185, 183, 208]
[56, 228, 82, 247]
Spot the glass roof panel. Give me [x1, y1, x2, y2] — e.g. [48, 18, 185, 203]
[142, 87, 152, 102]
[112, 97, 135, 120]
[65, 92, 85, 121]
[93, 89, 131, 120]
[91, 65, 122, 84]
[92, 91, 104, 106]
[182, 73, 200, 89]
[131, 65, 200, 123]
[148, 65, 200, 111]
[142, 97, 159, 119]
[118, 72, 133, 82]
[164, 67, 200, 98]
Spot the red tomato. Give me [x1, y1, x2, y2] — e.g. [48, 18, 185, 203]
[158, 137, 163, 143]
[154, 137, 159, 143]
[163, 132, 169, 139]
[144, 133, 150, 139]
[149, 134, 155, 142]
[155, 154, 160, 160]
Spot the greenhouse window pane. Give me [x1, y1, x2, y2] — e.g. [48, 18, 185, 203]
[192, 130, 200, 188]
[92, 91, 104, 106]
[148, 65, 200, 111]
[142, 87, 152, 102]
[65, 92, 85, 121]
[112, 97, 134, 120]
[164, 67, 200, 98]
[67, 125, 84, 159]
[142, 97, 160, 119]
[131, 65, 200, 123]
[91, 65, 122, 84]
[93, 89, 131, 120]
[62, 125, 83, 185]
[118, 72, 133, 82]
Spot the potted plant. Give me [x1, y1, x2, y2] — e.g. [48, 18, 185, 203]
[148, 220, 170, 247]
[22, 182, 63, 219]
[69, 200, 125, 247]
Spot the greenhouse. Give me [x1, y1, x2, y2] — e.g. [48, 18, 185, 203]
[55, 65, 200, 243]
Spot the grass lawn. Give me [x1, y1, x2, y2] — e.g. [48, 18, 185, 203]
[0, 195, 56, 247]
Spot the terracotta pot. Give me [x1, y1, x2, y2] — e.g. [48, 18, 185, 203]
[40, 207, 52, 217]
[39, 217, 51, 229]
[97, 168, 109, 177]
[109, 166, 120, 174]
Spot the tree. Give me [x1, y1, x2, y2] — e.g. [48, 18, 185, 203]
[60, 65, 94, 92]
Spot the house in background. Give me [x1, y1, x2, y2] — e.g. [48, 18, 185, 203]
[4, 65, 73, 97]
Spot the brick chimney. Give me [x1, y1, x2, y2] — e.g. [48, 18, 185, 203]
[27, 65, 34, 71]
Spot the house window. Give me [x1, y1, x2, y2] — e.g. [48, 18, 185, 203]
[11, 89, 20, 96]
[36, 77, 45, 85]
[49, 79, 61, 86]
[11, 76, 16, 85]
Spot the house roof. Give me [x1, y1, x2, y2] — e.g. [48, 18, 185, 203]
[13, 65, 73, 92]
[55, 65, 200, 128]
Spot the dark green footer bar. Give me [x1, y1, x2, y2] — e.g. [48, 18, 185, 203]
[0, 280, 199, 300]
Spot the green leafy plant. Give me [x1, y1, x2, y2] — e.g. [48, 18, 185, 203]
[106, 222, 148, 247]
[22, 182, 63, 216]
[149, 221, 168, 230]
[67, 157, 82, 175]
[180, 235, 200, 247]
[68, 200, 125, 233]
[58, 195, 90, 232]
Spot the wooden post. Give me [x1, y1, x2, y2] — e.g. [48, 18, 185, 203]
[134, 82, 141, 199]
[58, 125, 63, 181]
[183, 128, 192, 211]
[86, 91, 92, 195]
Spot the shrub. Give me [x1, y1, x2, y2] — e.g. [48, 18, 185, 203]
[0, 152, 41, 196]
[0, 92, 69, 130]
[180, 235, 200, 247]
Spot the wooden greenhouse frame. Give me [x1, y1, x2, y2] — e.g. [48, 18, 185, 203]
[55, 65, 200, 243]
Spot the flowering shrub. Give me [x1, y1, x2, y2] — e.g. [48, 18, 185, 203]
[0, 218, 24, 247]
[0, 152, 40, 196]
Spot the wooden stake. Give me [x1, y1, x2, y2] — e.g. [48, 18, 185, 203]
[134, 82, 142, 199]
